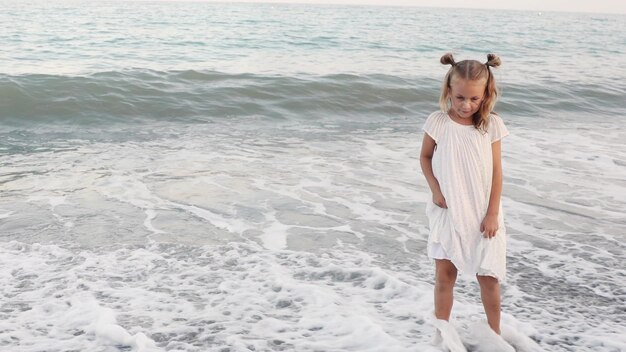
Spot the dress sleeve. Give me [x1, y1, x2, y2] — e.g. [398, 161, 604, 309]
[488, 114, 509, 143]
[422, 112, 444, 143]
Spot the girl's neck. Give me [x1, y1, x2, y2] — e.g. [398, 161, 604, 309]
[447, 110, 473, 126]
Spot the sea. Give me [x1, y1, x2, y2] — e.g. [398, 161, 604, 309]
[0, 1, 625, 351]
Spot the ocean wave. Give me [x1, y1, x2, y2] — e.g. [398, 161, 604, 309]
[1, 70, 624, 125]
[0, 70, 428, 125]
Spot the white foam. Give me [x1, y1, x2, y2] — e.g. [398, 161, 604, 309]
[431, 318, 467, 352]
[0, 211, 13, 219]
[176, 203, 253, 235]
[468, 321, 515, 352]
[501, 324, 544, 352]
[69, 293, 161, 352]
[1, 116, 624, 351]
[0, 241, 439, 351]
[0, 243, 161, 351]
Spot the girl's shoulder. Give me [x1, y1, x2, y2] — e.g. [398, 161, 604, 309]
[487, 112, 509, 142]
[488, 112, 504, 123]
[425, 110, 449, 125]
[425, 110, 448, 123]
[422, 111, 449, 142]
[487, 112, 507, 130]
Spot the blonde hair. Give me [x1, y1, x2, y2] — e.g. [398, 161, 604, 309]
[438, 53, 501, 131]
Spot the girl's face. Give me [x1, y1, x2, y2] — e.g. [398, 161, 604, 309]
[448, 78, 487, 119]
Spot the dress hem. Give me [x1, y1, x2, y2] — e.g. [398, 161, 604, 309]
[427, 240, 505, 283]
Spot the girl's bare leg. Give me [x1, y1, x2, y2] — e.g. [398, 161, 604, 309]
[477, 275, 501, 334]
[434, 259, 458, 320]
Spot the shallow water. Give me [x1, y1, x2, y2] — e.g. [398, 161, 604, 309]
[1, 2, 625, 351]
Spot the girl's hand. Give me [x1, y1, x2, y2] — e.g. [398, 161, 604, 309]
[433, 192, 448, 209]
[480, 214, 499, 238]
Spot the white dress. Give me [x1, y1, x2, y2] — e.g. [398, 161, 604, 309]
[422, 111, 509, 282]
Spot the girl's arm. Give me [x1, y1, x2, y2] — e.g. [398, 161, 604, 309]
[482, 140, 503, 237]
[420, 134, 447, 208]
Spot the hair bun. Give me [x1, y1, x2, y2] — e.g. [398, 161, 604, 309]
[440, 53, 456, 66]
[485, 53, 502, 68]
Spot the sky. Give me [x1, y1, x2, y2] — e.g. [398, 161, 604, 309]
[152, 0, 626, 14]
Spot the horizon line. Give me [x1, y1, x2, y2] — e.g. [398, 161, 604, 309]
[111, 0, 626, 15]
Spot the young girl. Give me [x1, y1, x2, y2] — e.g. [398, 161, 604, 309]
[420, 53, 509, 336]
